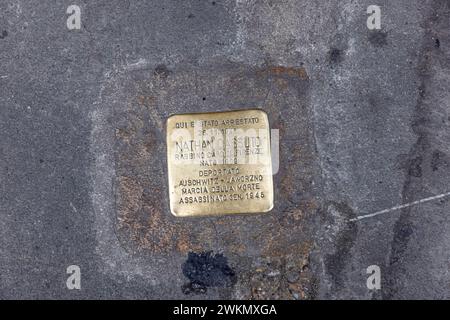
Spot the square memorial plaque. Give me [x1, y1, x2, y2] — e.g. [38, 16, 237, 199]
[166, 109, 274, 217]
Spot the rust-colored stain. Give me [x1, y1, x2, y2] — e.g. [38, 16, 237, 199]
[242, 243, 315, 299]
[114, 89, 219, 255]
[275, 77, 289, 90]
[258, 65, 309, 80]
[112, 65, 319, 298]
[137, 95, 157, 107]
[116, 175, 203, 255]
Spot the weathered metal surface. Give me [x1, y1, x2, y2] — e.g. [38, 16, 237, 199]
[167, 109, 273, 217]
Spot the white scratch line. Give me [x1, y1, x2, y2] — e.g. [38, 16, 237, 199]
[125, 58, 149, 71]
[70, 202, 78, 213]
[350, 192, 450, 222]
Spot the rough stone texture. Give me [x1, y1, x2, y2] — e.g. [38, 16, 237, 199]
[0, 0, 449, 299]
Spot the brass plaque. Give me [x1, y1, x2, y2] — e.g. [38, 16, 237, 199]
[166, 109, 274, 217]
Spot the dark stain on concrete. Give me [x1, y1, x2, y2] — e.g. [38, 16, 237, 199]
[328, 48, 344, 65]
[324, 202, 357, 290]
[384, 0, 449, 299]
[390, 221, 416, 266]
[0, 30, 8, 39]
[431, 150, 448, 172]
[434, 38, 440, 48]
[182, 251, 236, 294]
[368, 31, 388, 47]
[153, 64, 171, 78]
[407, 156, 423, 178]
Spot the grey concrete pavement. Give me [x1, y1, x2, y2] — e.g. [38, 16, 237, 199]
[0, 0, 449, 299]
